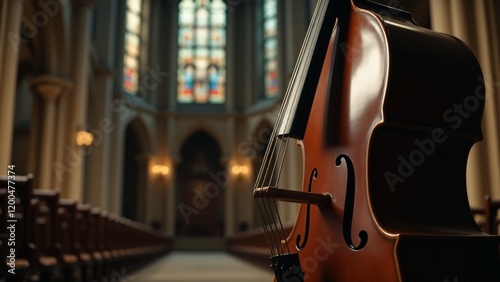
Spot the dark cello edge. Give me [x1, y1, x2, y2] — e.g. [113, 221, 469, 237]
[354, 0, 417, 25]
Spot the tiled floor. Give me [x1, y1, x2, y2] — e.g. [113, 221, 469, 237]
[130, 252, 275, 282]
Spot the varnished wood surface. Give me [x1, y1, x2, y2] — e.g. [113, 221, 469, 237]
[276, 0, 500, 281]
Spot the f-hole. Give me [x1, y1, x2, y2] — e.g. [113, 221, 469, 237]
[336, 154, 368, 250]
[295, 168, 318, 250]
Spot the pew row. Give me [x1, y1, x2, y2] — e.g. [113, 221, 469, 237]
[227, 224, 292, 271]
[0, 175, 172, 282]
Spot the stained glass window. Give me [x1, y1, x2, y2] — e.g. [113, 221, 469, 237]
[123, 0, 143, 94]
[263, 0, 278, 98]
[177, 0, 227, 104]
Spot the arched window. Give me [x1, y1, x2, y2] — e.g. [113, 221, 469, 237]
[177, 0, 227, 104]
[263, 0, 278, 98]
[123, 0, 143, 94]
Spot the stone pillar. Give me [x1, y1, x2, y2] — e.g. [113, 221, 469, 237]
[225, 0, 235, 112]
[165, 160, 177, 236]
[0, 0, 24, 174]
[225, 118, 236, 235]
[429, 0, 451, 33]
[166, 118, 178, 236]
[225, 160, 235, 236]
[166, 1, 178, 112]
[136, 153, 152, 224]
[30, 75, 72, 189]
[108, 97, 126, 214]
[85, 68, 114, 209]
[28, 92, 41, 176]
[66, 0, 94, 201]
[85, 0, 117, 207]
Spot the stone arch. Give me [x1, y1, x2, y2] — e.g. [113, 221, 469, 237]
[20, 0, 70, 75]
[121, 117, 153, 222]
[175, 130, 226, 238]
[176, 123, 225, 159]
[126, 116, 154, 154]
[11, 0, 71, 176]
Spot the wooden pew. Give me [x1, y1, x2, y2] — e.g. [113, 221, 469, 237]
[1, 174, 173, 281]
[98, 211, 113, 280]
[89, 207, 104, 281]
[58, 199, 82, 281]
[75, 204, 93, 282]
[31, 189, 61, 281]
[106, 213, 123, 275]
[0, 175, 36, 282]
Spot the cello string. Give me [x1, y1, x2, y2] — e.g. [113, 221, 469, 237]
[260, 0, 327, 255]
[256, 136, 289, 255]
[266, 0, 329, 255]
[267, 137, 292, 254]
[253, 0, 328, 257]
[253, 44, 306, 255]
[253, 197, 276, 256]
[253, 138, 281, 255]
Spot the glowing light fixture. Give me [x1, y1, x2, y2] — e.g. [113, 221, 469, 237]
[231, 164, 249, 176]
[76, 130, 93, 146]
[152, 164, 170, 176]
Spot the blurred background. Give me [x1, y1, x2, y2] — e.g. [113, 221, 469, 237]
[0, 0, 499, 279]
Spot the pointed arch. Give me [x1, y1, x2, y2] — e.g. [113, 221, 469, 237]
[121, 116, 153, 222]
[176, 130, 225, 238]
[127, 116, 154, 153]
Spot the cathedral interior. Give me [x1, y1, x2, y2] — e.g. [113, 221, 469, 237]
[1, 0, 500, 281]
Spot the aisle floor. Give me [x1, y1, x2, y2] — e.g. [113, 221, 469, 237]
[130, 252, 275, 282]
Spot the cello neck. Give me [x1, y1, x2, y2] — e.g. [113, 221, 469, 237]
[277, 0, 341, 139]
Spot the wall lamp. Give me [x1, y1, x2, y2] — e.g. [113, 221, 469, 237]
[231, 164, 249, 176]
[152, 164, 170, 176]
[76, 130, 93, 146]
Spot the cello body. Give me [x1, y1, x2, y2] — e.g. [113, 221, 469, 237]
[259, 0, 500, 281]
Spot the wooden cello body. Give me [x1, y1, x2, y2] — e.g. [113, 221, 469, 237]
[253, 0, 500, 281]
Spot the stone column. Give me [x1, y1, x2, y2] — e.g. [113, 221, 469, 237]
[108, 96, 126, 214]
[224, 159, 235, 236]
[85, 68, 114, 209]
[136, 153, 152, 224]
[30, 75, 72, 189]
[85, 0, 117, 207]
[0, 0, 25, 174]
[66, 0, 94, 201]
[225, 118, 236, 235]
[429, 0, 451, 33]
[166, 117, 178, 236]
[225, 0, 235, 112]
[166, 1, 178, 112]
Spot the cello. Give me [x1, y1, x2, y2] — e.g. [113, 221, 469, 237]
[253, 0, 500, 281]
